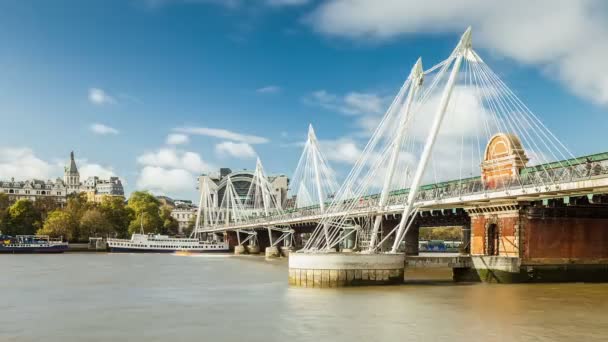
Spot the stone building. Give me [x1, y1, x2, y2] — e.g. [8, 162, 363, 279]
[170, 202, 198, 234]
[0, 151, 125, 204]
[0, 178, 67, 204]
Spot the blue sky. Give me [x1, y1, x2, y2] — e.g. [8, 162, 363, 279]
[0, 0, 607, 200]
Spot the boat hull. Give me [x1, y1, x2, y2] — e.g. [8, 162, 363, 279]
[0, 245, 68, 254]
[108, 247, 229, 253]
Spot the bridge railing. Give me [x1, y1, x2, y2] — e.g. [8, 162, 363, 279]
[202, 161, 608, 230]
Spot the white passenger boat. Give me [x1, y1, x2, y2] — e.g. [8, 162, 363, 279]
[107, 233, 229, 253]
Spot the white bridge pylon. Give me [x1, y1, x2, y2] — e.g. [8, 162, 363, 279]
[301, 26, 580, 254]
[288, 124, 340, 210]
[245, 158, 290, 247]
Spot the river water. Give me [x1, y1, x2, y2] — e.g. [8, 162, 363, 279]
[1, 253, 607, 342]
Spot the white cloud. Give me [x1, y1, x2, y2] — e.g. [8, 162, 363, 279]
[137, 148, 210, 173]
[88, 88, 116, 105]
[0, 147, 119, 182]
[319, 138, 362, 164]
[136, 148, 213, 196]
[308, 0, 608, 106]
[0, 147, 58, 180]
[166, 133, 189, 145]
[174, 126, 269, 144]
[78, 163, 116, 180]
[305, 90, 387, 116]
[136, 166, 195, 195]
[256, 85, 282, 94]
[215, 141, 257, 159]
[90, 123, 119, 135]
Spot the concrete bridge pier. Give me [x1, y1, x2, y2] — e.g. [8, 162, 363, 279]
[288, 252, 405, 288]
[265, 246, 281, 258]
[234, 245, 247, 255]
[246, 244, 260, 254]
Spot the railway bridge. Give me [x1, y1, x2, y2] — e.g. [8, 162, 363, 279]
[195, 27, 608, 286]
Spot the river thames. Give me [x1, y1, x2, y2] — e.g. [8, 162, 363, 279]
[1, 253, 607, 342]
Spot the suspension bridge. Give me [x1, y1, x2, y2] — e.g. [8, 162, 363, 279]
[194, 27, 608, 286]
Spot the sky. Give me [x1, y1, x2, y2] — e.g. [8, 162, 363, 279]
[0, 0, 607, 201]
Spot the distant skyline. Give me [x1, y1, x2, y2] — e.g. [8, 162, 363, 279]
[1, 0, 607, 201]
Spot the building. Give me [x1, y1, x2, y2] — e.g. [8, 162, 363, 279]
[156, 195, 198, 234]
[0, 178, 67, 204]
[197, 167, 289, 208]
[0, 151, 125, 204]
[65, 151, 125, 203]
[170, 203, 198, 234]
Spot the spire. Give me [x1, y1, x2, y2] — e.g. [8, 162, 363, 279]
[67, 151, 78, 174]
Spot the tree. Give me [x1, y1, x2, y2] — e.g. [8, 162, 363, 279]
[7, 199, 41, 235]
[100, 196, 133, 238]
[33, 197, 61, 221]
[0, 193, 10, 234]
[183, 215, 196, 237]
[64, 193, 92, 241]
[80, 208, 114, 237]
[419, 226, 462, 241]
[160, 205, 179, 236]
[37, 210, 75, 241]
[127, 191, 162, 234]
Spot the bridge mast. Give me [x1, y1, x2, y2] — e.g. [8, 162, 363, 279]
[367, 58, 424, 251]
[308, 124, 332, 246]
[391, 27, 472, 253]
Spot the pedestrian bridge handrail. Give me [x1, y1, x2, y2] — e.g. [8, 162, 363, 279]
[198, 160, 608, 233]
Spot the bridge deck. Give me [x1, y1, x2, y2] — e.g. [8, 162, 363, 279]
[202, 174, 608, 233]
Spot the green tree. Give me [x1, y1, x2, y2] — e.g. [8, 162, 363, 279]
[64, 193, 93, 241]
[127, 191, 162, 234]
[37, 210, 75, 241]
[80, 208, 114, 237]
[100, 196, 133, 238]
[182, 215, 196, 237]
[0, 193, 10, 234]
[33, 197, 61, 221]
[160, 205, 179, 236]
[7, 199, 41, 235]
[419, 227, 462, 241]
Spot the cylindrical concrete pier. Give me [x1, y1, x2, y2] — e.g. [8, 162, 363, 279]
[288, 252, 405, 288]
[265, 246, 281, 258]
[280, 246, 295, 257]
[234, 245, 247, 255]
[246, 245, 260, 254]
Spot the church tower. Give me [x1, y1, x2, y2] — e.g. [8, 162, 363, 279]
[64, 151, 80, 194]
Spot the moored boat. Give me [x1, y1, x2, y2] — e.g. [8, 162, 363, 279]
[0, 234, 69, 254]
[106, 233, 229, 253]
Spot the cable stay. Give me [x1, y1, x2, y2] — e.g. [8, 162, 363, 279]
[301, 26, 581, 254]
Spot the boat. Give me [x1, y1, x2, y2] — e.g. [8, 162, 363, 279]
[107, 185, 230, 253]
[0, 234, 69, 254]
[106, 234, 229, 253]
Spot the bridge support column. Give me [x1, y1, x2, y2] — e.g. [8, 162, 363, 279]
[288, 253, 405, 288]
[246, 244, 260, 254]
[456, 200, 608, 283]
[234, 245, 247, 255]
[280, 246, 295, 257]
[265, 246, 280, 258]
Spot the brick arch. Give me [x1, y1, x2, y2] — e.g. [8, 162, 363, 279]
[481, 133, 529, 189]
[484, 215, 500, 256]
